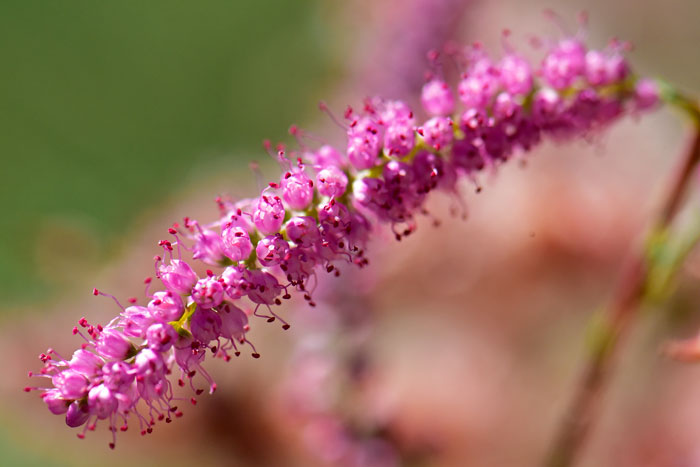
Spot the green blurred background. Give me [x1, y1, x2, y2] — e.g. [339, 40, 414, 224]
[0, 0, 334, 306]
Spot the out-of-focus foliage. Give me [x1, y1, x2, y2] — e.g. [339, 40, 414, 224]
[0, 0, 332, 305]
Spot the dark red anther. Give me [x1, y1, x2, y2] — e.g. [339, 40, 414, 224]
[144, 277, 152, 284]
[92, 288, 99, 296]
[206, 270, 214, 277]
[168, 228, 177, 235]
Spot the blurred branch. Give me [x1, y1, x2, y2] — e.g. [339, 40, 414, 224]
[645, 210, 700, 302]
[545, 92, 700, 467]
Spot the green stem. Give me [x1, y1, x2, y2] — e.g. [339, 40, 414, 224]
[645, 212, 700, 302]
[170, 301, 197, 337]
[544, 94, 700, 467]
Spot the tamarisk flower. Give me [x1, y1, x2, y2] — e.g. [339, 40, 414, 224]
[26, 19, 661, 447]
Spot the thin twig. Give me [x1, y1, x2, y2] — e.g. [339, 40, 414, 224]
[544, 96, 700, 467]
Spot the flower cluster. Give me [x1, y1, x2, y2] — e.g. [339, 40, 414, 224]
[27, 22, 660, 447]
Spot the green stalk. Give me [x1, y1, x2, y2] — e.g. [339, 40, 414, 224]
[544, 91, 700, 467]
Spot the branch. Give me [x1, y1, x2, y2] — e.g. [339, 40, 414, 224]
[544, 95, 700, 467]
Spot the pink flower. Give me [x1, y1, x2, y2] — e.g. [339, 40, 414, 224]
[26, 18, 662, 447]
[192, 276, 225, 309]
[253, 194, 286, 235]
[158, 259, 198, 295]
[281, 170, 314, 210]
[421, 78, 455, 116]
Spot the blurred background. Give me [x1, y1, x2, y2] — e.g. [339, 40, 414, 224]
[3, 0, 700, 465]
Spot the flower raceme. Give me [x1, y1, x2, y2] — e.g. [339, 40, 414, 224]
[26, 23, 660, 448]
